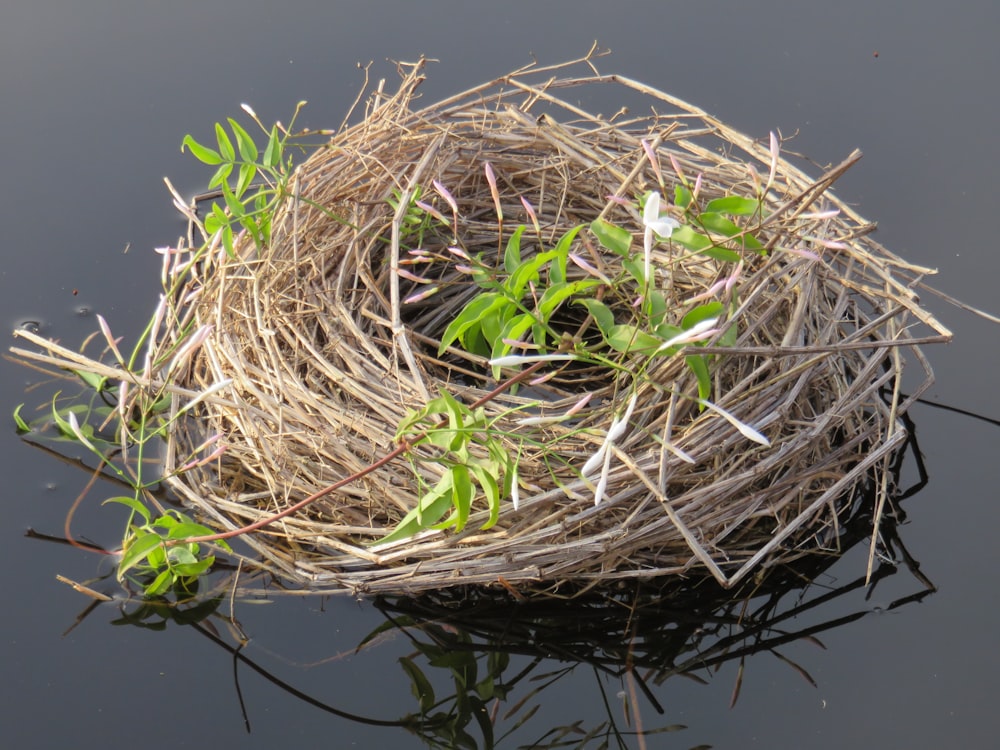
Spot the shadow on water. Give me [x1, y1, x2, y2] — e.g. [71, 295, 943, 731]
[24, 419, 937, 749]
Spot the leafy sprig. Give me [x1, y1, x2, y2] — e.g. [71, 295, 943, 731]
[181, 103, 304, 256]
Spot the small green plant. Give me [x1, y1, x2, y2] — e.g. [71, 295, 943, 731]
[109, 501, 230, 597]
[380, 390, 516, 546]
[45, 366, 233, 593]
[13, 105, 318, 596]
[181, 102, 308, 257]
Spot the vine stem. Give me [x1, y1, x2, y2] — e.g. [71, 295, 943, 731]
[168, 360, 547, 547]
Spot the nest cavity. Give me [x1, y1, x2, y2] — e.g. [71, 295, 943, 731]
[162, 55, 949, 596]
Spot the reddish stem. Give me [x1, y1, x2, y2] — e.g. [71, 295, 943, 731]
[171, 360, 546, 547]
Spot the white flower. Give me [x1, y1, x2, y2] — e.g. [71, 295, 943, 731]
[582, 393, 638, 505]
[642, 192, 680, 287]
[488, 353, 578, 367]
[655, 318, 719, 353]
[643, 191, 680, 240]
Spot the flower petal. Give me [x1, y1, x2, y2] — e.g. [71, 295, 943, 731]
[643, 191, 661, 226]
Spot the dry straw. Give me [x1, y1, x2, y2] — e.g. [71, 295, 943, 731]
[14, 50, 952, 596]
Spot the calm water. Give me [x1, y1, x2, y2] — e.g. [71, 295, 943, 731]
[3, 2, 999, 748]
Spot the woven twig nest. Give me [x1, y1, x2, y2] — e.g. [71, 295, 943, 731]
[162, 55, 949, 595]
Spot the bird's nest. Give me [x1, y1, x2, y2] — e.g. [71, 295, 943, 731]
[15, 52, 952, 596]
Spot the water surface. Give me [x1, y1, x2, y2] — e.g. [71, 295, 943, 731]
[3, 2, 998, 747]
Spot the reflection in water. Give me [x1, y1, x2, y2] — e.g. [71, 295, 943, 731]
[44, 427, 933, 749]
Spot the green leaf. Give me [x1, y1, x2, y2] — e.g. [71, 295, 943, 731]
[73, 370, 108, 391]
[263, 125, 281, 168]
[215, 122, 236, 161]
[236, 162, 257, 200]
[377, 472, 455, 545]
[590, 218, 632, 257]
[672, 225, 741, 262]
[671, 224, 712, 251]
[400, 656, 436, 713]
[145, 569, 175, 597]
[220, 180, 245, 218]
[222, 225, 235, 258]
[479, 303, 513, 354]
[550, 225, 583, 283]
[737, 231, 763, 252]
[508, 250, 555, 299]
[606, 324, 664, 355]
[204, 205, 222, 234]
[167, 546, 199, 566]
[719, 305, 739, 347]
[450, 465, 474, 532]
[103, 495, 152, 524]
[674, 184, 694, 209]
[50, 401, 97, 447]
[118, 532, 165, 578]
[239, 214, 264, 248]
[172, 556, 215, 578]
[654, 322, 683, 342]
[181, 135, 223, 165]
[682, 301, 724, 330]
[704, 196, 761, 216]
[648, 290, 668, 327]
[686, 354, 712, 402]
[166, 521, 216, 541]
[12, 404, 29, 433]
[537, 279, 600, 322]
[440, 389, 468, 452]
[208, 162, 234, 190]
[503, 225, 525, 274]
[152, 512, 180, 531]
[576, 297, 615, 338]
[227, 117, 258, 162]
[622, 256, 647, 287]
[469, 463, 500, 529]
[439, 292, 506, 354]
[698, 212, 763, 251]
[491, 313, 536, 376]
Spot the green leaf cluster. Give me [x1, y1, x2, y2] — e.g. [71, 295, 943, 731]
[182, 105, 301, 257]
[109, 501, 232, 597]
[381, 391, 515, 545]
[18, 369, 229, 598]
[439, 225, 598, 378]
[672, 188, 767, 261]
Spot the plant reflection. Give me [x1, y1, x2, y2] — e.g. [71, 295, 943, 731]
[44, 425, 934, 749]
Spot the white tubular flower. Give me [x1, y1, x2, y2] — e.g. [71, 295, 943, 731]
[488, 353, 578, 368]
[655, 318, 719, 353]
[582, 393, 639, 506]
[643, 191, 680, 239]
[642, 191, 681, 286]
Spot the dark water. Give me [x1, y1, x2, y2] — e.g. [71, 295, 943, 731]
[3, 1, 999, 747]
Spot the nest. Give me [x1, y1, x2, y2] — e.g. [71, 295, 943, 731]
[151, 54, 950, 596]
